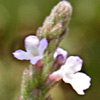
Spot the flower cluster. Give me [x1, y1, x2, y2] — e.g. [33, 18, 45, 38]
[12, 1, 91, 100]
[13, 35, 91, 96]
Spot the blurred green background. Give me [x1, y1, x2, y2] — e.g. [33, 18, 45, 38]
[0, 0, 100, 100]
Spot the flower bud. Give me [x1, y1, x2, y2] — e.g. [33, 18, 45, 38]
[54, 54, 65, 66]
[21, 68, 31, 100]
[35, 59, 43, 69]
[37, 1, 72, 41]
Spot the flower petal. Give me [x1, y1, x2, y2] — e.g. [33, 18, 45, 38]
[54, 48, 68, 60]
[12, 49, 30, 60]
[39, 38, 48, 55]
[30, 55, 43, 64]
[25, 35, 40, 55]
[63, 72, 91, 95]
[61, 56, 83, 74]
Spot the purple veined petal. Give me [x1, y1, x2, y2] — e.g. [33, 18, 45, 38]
[39, 38, 48, 55]
[25, 35, 40, 54]
[12, 49, 31, 60]
[63, 72, 91, 95]
[30, 55, 44, 64]
[61, 56, 83, 74]
[54, 48, 68, 60]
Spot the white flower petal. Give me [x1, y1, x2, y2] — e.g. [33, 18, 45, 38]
[25, 35, 40, 55]
[54, 48, 68, 60]
[61, 56, 83, 74]
[30, 55, 43, 64]
[13, 35, 48, 65]
[62, 73, 74, 83]
[12, 49, 30, 60]
[39, 38, 48, 55]
[63, 72, 91, 95]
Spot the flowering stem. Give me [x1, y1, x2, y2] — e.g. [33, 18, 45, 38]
[14, 1, 91, 99]
[17, 1, 72, 100]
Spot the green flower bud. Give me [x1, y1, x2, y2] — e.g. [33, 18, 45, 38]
[37, 1, 72, 41]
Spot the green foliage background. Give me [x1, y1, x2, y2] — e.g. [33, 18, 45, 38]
[0, 0, 100, 100]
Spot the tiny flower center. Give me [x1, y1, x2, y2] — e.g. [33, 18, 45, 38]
[33, 53, 39, 57]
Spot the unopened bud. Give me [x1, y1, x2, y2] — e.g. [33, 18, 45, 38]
[54, 54, 65, 66]
[36, 27, 42, 39]
[35, 59, 43, 69]
[54, 48, 68, 61]
[21, 68, 30, 100]
[37, 1, 72, 40]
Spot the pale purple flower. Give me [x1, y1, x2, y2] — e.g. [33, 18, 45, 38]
[54, 48, 68, 61]
[13, 35, 48, 64]
[51, 54, 91, 95]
